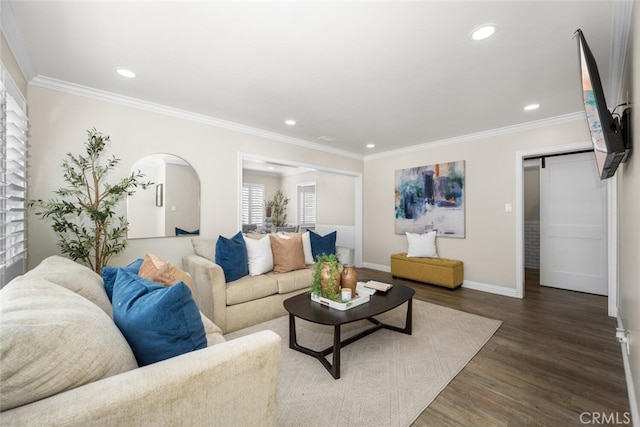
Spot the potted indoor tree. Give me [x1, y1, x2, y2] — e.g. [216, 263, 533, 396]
[28, 128, 152, 274]
[270, 190, 289, 227]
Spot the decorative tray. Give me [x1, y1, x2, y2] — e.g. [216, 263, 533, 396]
[310, 292, 370, 311]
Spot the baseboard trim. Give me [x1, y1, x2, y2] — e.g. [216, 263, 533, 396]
[462, 280, 520, 298]
[361, 263, 520, 298]
[362, 262, 390, 272]
[617, 315, 639, 426]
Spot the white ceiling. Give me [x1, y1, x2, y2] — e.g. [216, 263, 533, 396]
[2, 1, 630, 157]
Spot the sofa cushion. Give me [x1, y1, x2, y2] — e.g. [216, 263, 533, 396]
[102, 258, 144, 301]
[0, 277, 138, 411]
[244, 235, 274, 276]
[226, 274, 279, 306]
[24, 255, 113, 317]
[267, 267, 313, 294]
[138, 252, 195, 294]
[215, 232, 249, 282]
[112, 270, 207, 366]
[309, 230, 337, 260]
[191, 237, 216, 262]
[269, 233, 306, 273]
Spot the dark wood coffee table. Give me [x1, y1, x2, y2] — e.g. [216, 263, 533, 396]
[283, 283, 415, 379]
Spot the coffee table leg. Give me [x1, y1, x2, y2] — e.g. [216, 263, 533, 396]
[331, 324, 341, 379]
[406, 297, 413, 334]
[289, 314, 297, 349]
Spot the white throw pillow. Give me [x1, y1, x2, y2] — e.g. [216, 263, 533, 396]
[301, 231, 315, 265]
[406, 231, 438, 258]
[244, 235, 274, 276]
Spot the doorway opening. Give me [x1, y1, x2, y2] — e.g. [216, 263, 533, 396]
[516, 143, 618, 317]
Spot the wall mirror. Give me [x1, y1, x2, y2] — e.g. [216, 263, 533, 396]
[240, 153, 363, 266]
[127, 154, 200, 239]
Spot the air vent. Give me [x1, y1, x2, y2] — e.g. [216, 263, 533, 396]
[317, 136, 338, 142]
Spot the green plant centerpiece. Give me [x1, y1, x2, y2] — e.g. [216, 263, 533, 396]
[310, 253, 342, 301]
[28, 128, 152, 274]
[270, 189, 289, 227]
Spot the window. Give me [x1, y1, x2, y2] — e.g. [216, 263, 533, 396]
[242, 183, 265, 226]
[1, 66, 28, 287]
[297, 183, 316, 227]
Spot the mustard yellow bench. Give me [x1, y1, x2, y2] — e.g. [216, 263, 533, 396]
[390, 253, 463, 289]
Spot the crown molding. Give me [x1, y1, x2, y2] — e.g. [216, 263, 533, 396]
[0, 0, 36, 80]
[29, 75, 364, 161]
[31, 74, 589, 163]
[363, 112, 586, 160]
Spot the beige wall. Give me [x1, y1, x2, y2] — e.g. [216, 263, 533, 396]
[618, 5, 639, 418]
[281, 171, 356, 227]
[26, 85, 363, 268]
[363, 118, 591, 290]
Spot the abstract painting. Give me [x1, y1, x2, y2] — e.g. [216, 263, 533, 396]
[395, 161, 465, 237]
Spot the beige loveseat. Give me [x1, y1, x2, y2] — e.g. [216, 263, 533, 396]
[183, 236, 313, 334]
[0, 256, 281, 426]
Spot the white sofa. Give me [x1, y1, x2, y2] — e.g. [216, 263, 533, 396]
[183, 237, 313, 334]
[0, 256, 281, 426]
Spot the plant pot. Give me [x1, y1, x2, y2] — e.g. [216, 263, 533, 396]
[320, 262, 341, 298]
[340, 265, 358, 296]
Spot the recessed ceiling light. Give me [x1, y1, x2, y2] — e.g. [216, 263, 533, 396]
[285, 119, 296, 126]
[366, 143, 375, 148]
[116, 68, 136, 78]
[524, 103, 540, 111]
[471, 24, 497, 41]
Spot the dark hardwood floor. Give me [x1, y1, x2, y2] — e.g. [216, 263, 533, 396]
[358, 268, 630, 426]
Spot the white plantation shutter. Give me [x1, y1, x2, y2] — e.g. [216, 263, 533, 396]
[242, 183, 264, 226]
[297, 183, 316, 227]
[1, 67, 28, 287]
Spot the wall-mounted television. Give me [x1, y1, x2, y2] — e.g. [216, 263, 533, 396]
[575, 29, 627, 180]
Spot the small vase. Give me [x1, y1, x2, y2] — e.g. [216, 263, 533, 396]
[340, 265, 357, 296]
[320, 262, 341, 298]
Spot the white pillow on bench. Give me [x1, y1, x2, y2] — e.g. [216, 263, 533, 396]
[406, 231, 438, 258]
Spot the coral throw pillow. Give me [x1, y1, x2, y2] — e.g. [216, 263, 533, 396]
[269, 233, 306, 273]
[138, 252, 195, 295]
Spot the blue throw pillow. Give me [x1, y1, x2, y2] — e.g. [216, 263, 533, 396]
[102, 258, 144, 301]
[111, 270, 206, 366]
[309, 230, 337, 261]
[175, 227, 200, 236]
[215, 231, 249, 282]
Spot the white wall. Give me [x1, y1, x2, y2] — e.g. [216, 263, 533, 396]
[164, 163, 199, 235]
[127, 163, 163, 238]
[618, 5, 639, 420]
[523, 165, 540, 222]
[363, 117, 592, 291]
[1, 33, 27, 99]
[26, 85, 363, 268]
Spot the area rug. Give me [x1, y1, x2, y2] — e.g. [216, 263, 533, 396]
[225, 300, 502, 427]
